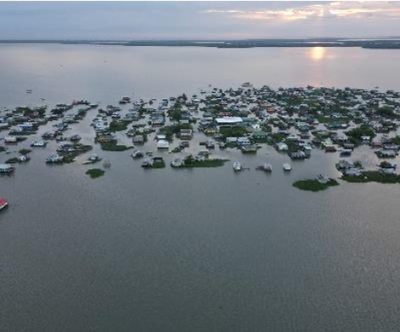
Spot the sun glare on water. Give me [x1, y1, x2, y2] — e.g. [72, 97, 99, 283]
[309, 47, 326, 61]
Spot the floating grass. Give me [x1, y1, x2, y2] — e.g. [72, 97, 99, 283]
[342, 171, 400, 184]
[100, 142, 132, 151]
[293, 178, 339, 192]
[85, 168, 105, 179]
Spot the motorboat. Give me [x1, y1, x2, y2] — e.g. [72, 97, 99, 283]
[171, 158, 184, 168]
[262, 163, 272, 172]
[131, 149, 144, 158]
[46, 154, 64, 164]
[17, 155, 30, 163]
[103, 160, 112, 168]
[141, 157, 154, 168]
[233, 161, 242, 172]
[283, 163, 292, 172]
[83, 154, 102, 165]
[0, 164, 15, 174]
[31, 140, 47, 148]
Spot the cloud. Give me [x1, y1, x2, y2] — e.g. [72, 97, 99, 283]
[204, 2, 400, 22]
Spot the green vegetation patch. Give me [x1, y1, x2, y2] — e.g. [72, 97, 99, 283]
[100, 142, 132, 151]
[151, 161, 166, 169]
[293, 178, 339, 192]
[392, 136, 400, 145]
[5, 157, 19, 164]
[160, 123, 192, 141]
[61, 144, 93, 163]
[220, 126, 248, 138]
[342, 171, 400, 184]
[19, 148, 32, 155]
[346, 125, 375, 144]
[85, 168, 105, 179]
[178, 156, 228, 168]
[109, 120, 131, 132]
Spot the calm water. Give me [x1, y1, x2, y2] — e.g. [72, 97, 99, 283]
[1, 45, 400, 331]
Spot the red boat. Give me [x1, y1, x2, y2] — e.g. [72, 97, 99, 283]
[0, 198, 8, 211]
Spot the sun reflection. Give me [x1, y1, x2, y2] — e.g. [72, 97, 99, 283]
[309, 47, 326, 61]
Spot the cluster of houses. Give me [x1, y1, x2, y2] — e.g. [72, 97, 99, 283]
[1, 83, 400, 176]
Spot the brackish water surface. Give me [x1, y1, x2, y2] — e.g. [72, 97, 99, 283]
[1, 45, 400, 331]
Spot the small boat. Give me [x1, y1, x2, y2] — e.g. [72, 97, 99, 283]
[83, 154, 102, 164]
[70, 134, 82, 142]
[0, 164, 15, 174]
[131, 149, 144, 159]
[103, 160, 112, 168]
[46, 154, 64, 164]
[31, 140, 47, 148]
[0, 197, 8, 211]
[262, 163, 272, 172]
[218, 142, 226, 150]
[17, 155, 30, 163]
[206, 140, 215, 149]
[233, 161, 242, 172]
[157, 140, 170, 150]
[316, 174, 329, 184]
[4, 136, 17, 144]
[171, 158, 184, 168]
[256, 163, 272, 173]
[88, 154, 101, 162]
[141, 157, 154, 168]
[283, 163, 292, 172]
[340, 149, 352, 157]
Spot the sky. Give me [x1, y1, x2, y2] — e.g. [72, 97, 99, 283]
[0, 1, 399, 40]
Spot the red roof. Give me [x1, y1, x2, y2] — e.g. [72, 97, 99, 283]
[0, 198, 8, 206]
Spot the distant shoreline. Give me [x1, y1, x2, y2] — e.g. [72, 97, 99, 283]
[1, 38, 400, 49]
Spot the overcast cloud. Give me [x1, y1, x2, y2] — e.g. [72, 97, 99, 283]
[0, 1, 399, 40]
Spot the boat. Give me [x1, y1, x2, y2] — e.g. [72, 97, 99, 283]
[31, 140, 47, 148]
[256, 162, 272, 173]
[0, 164, 15, 174]
[17, 155, 30, 163]
[46, 154, 64, 164]
[241, 145, 258, 153]
[157, 140, 170, 150]
[4, 136, 17, 144]
[233, 161, 242, 172]
[206, 140, 215, 149]
[316, 174, 329, 184]
[340, 149, 352, 157]
[171, 158, 184, 168]
[83, 154, 102, 164]
[141, 157, 154, 168]
[70, 134, 82, 142]
[131, 149, 144, 159]
[283, 163, 292, 172]
[88, 154, 101, 162]
[262, 163, 272, 172]
[0, 197, 8, 211]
